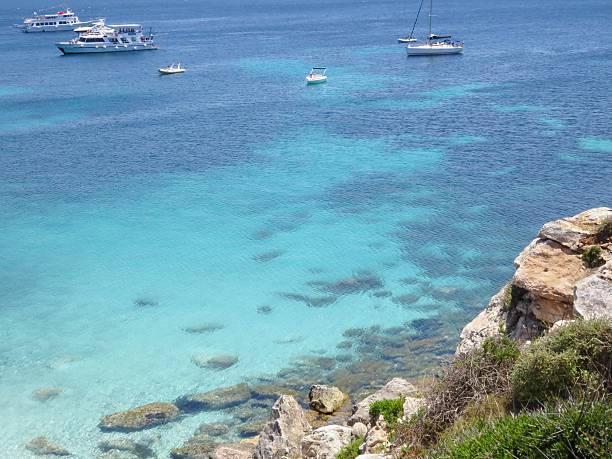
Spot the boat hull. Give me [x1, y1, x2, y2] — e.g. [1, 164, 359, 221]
[406, 45, 463, 56]
[306, 77, 327, 85]
[23, 22, 91, 33]
[56, 43, 158, 54]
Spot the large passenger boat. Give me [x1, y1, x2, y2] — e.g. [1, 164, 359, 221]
[18, 9, 93, 33]
[55, 24, 158, 54]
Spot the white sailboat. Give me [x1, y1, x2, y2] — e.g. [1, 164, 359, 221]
[406, 0, 463, 56]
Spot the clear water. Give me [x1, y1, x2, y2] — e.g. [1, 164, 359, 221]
[1, 0, 611, 456]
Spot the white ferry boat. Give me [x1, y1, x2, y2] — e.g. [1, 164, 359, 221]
[55, 24, 158, 54]
[18, 9, 92, 33]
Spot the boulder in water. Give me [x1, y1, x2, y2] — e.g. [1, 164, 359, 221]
[99, 402, 179, 431]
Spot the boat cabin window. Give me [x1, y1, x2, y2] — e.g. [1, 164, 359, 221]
[84, 37, 105, 43]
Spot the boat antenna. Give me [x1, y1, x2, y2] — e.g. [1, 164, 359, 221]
[409, 0, 425, 39]
[428, 0, 433, 39]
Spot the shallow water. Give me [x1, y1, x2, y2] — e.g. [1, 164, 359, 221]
[1, 0, 611, 456]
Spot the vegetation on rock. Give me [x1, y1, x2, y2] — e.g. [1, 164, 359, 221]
[369, 398, 405, 429]
[427, 399, 610, 459]
[581, 246, 605, 268]
[394, 319, 611, 458]
[595, 216, 612, 243]
[336, 436, 364, 459]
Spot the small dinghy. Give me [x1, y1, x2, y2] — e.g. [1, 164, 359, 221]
[397, 37, 417, 43]
[305, 67, 327, 85]
[159, 62, 185, 75]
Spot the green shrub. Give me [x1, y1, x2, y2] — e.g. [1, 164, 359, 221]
[336, 436, 364, 459]
[595, 217, 612, 243]
[395, 336, 519, 451]
[426, 399, 611, 458]
[481, 336, 520, 364]
[511, 318, 612, 407]
[581, 246, 605, 268]
[370, 398, 405, 429]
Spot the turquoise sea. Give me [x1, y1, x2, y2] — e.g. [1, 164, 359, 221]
[1, 0, 611, 456]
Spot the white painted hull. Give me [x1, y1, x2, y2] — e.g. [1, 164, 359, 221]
[306, 76, 327, 84]
[23, 22, 91, 33]
[406, 45, 463, 56]
[57, 43, 158, 54]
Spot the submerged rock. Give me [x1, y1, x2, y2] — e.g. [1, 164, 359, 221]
[99, 402, 179, 432]
[133, 298, 159, 308]
[301, 425, 352, 459]
[348, 378, 417, 425]
[281, 293, 337, 308]
[309, 274, 384, 296]
[196, 423, 230, 437]
[213, 442, 255, 459]
[237, 420, 267, 438]
[253, 250, 285, 263]
[32, 387, 63, 402]
[253, 395, 311, 459]
[176, 383, 251, 412]
[308, 384, 347, 414]
[98, 438, 154, 458]
[26, 437, 70, 456]
[183, 323, 224, 334]
[192, 354, 239, 370]
[170, 435, 217, 459]
[256, 305, 273, 315]
[98, 450, 139, 459]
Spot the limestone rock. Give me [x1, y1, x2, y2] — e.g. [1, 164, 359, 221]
[176, 383, 251, 412]
[348, 378, 417, 425]
[99, 402, 179, 432]
[362, 416, 388, 454]
[212, 442, 255, 459]
[253, 395, 311, 459]
[456, 285, 509, 355]
[98, 438, 154, 458]
[32, 387, 63, 402]
[308, 384, 347, 414]
[550, 319, 574, 332]
[573, 274, 612, 320]
[301, 425, 352, 459]
[26, 437, 70, 456]
[539, 207, 612, 251]
[351, 422, 368, 438]
[513, 239, 586, 323]
[402, 397, 424, 419]
[456, 207, 612, 355]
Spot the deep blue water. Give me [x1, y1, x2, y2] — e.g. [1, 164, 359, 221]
[1, 0, 611, 456]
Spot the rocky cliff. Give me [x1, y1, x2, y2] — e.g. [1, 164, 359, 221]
[457, 207, 612, 354]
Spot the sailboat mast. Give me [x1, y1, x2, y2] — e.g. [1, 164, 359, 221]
[409, 0, 425, 39]
[428, 0, 433, 40]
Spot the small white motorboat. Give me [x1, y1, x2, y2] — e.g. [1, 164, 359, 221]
[159, 62, 185, 75]
[397, 37, 417, 43]
[306, 67, 327, 85]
